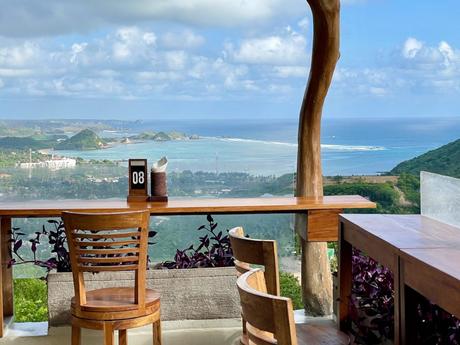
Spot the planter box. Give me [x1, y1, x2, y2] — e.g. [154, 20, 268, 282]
[47, 267, 240, 326]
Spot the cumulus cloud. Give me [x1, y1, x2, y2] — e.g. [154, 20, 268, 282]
[112, 27, 157, 63]
[332, 37, 460, 97]
[227, 30, 307, 65]
[0, 25, 277, 100]
[0, 42, 40, 67]
[400, 37, 460, 72]
[402, 37, 423, 59]
[3, 23, 460, 105]
[399, 38, 460, 93]
[401, 37, 460, 67]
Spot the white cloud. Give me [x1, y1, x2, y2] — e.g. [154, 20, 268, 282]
[402, 37, 423, 59]
[0, 25, 280, 100]
[297, 17, 310, 31]
[438, 41, 455, 67]
[228, 30, 307, 65]
[112, 27, 157, 63]
[332, 38, 460, 98]
[164, 51, 187, 70]
[70, 43, 88, 65]
[400, 37, 460, 81]
[0, 42, 40, 67]
[161, 30, 205, 49]
[212, 58, 248, 89]
[369, 86, 387, 96]
[143, 32, 157, 45]
[0, 78, 4, 88]
[5, 25, 459, 105]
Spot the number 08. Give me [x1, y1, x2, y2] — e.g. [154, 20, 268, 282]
[132, 171, 145, 185]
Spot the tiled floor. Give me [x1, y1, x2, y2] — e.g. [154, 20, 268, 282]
[1, 310, 333, 344]
[1, 318, 242, 345]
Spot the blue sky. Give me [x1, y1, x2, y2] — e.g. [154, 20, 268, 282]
[0, 0, 459, 120]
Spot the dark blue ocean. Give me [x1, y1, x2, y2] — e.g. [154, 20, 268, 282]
[58, 117, 460, 176]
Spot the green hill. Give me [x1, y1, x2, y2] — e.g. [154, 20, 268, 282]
[391, 138, 460, 178]
[129, 131, 191, 141]
[152, 132, 171, 141]
[130, 132, 157, 140]
[55, 129, 105, 150]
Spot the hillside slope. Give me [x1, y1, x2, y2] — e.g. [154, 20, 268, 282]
[391, 138, 460, 178]
[55, 129, 105, 150]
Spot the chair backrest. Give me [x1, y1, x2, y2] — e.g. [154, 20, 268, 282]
[62, 210, 150, 310]
[237, 269, 297, 345]
[229, 227, 280, 296]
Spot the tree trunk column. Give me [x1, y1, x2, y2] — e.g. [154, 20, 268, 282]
[296, 0, 340, 316]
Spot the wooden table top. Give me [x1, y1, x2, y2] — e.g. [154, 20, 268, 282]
[401, 247, 460, 282]
[340, 214, 460, 250]
[401, 247, 460, 318]
[0, 195, 375, 218]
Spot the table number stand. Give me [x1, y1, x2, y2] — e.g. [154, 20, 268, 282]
[127, 159, 149, 202]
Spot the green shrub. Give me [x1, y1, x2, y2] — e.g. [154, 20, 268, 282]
[396, 173, 421, 209]
[14, 278, 48, 322]
[280, 272, 303, 310]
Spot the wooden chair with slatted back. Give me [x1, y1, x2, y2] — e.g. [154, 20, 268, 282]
[229, 227, 279, 296]
[237, 269, 350, 345]
[62, 210, 161, 345]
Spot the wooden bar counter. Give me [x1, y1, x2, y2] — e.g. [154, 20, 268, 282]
[0, 195, 373, 217]
[0, 195, 374, 337]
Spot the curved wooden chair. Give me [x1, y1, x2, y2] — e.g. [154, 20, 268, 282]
[237, 269, 349, 345]
[229, 227, 279, 296]
[229, 226, 280, 345]
[62, 210, 161, 345]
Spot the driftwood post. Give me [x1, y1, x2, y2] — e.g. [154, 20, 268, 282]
[296, 0, 340, 315]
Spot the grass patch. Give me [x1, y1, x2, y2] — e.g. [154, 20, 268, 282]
[280, 271, 302, 310]
[14, 278, 48, 322]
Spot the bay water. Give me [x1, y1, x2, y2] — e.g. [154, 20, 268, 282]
[58, 117, 460, 176]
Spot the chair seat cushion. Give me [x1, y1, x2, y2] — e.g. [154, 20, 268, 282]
[71, 287, 160, 313]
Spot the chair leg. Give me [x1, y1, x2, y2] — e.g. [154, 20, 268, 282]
[119, 329, 128, 345]
[240, 316, 248, 345]
[153, 321, 162, 345]
[71, 325, 81, 345]
[104, 323, 114, 345]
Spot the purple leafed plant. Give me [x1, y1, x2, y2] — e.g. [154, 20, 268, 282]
[350, 249, 460, 345]
[9, 219, 157, 273]
[160, 214, 234, 269]
[413, 295, 460, 344]
[350, 248, 394, 344]
[9, 220, 71, 272]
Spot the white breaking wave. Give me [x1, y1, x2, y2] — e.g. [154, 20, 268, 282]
[321, 144, 386, 151]
[208, 137, 385, 151]
[219, 137, 297, 147]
